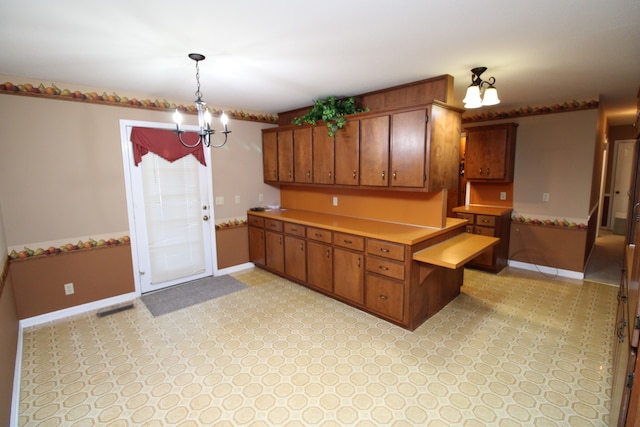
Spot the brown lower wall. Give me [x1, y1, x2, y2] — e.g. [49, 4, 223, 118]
[0, 262, 18, 427]
[509, 222, 587, 272]
[10, 244, 135, 319]
[216, 226, 249, 269]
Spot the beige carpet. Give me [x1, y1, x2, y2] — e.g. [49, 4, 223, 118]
[18, 267, 616, 426]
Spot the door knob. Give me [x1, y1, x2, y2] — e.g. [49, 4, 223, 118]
[203, 215, 209, 221]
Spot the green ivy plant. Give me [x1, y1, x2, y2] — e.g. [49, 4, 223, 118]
[291, 96, 368, 136]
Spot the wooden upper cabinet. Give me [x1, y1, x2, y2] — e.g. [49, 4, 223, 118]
[293, 128, 313, 183]
[360, 115, 390, 187]
[277, 129, 294, 182]
[390, 109, 427, 188]
[334, 120, 360, 186]
[465, 123, 518, 182]
[262, 131, 278, 182]
[312, 126, 334, 184]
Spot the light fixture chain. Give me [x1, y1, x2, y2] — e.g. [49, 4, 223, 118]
[194, 60, 202, 100]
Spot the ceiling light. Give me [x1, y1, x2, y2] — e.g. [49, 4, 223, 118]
[173, 53, 231, 148]
[462, 67, 500, 109]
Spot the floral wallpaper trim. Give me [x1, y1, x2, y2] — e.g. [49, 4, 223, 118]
[8, 235, 131, 262]
[511, 215, 587, 230]
[0, 81, 279, 124]
[215, 218, 248, 230]
[462, 99, 599, 123]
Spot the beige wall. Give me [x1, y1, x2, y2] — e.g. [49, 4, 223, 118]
[466, 110, 598, 223]
[0, 87, 279, 249]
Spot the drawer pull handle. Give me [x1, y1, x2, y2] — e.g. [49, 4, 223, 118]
[271, 224, 276, 228]
[379, 265, 389, 271]
[344, 239, 353, 244]
[315, 233, 323, 238]
[291, 227, 297, 231]
[380, 248, 390, 253]
[481, 219, 489, 224]
[379, 294, 388, 300]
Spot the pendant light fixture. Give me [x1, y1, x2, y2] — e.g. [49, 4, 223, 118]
[462, 67, 500, 109]
[173, 53, 231, 148]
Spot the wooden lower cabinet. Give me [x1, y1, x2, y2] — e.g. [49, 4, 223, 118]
[453, 207, 512, 273]
[307, 241, 333, 292]
[333, 247, 364, 304]
[247, 213, 466, 330]
[265, 230, 284, 274]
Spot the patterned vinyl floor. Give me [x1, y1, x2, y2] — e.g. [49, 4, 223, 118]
[18, 267, 617, 426]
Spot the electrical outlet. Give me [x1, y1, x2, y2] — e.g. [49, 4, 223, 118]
[258, 193, 264, 202]
[542, 192, 550, 202]
[235, 195, 240, 204]
[332, 196, 338, 206]
[64, 282, 74, 295]
[215, 196, 224, 205]
[500, 192, 506, 200]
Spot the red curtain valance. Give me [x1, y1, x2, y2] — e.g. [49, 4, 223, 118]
[130, 127, 206, 166]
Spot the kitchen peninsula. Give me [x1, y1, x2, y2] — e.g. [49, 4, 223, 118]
[248, 207, 498, 330]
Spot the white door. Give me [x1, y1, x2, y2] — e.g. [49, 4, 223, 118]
[611, 140, 635, 228]
[120, 120, 216, 294]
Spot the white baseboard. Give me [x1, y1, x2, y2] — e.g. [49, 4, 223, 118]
[508, 260, 584, 280]
[19, 292, 138, 329]
[216, 262, 254, 276]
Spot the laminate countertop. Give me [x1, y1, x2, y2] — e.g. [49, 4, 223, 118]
[452, 205, 513, 216]
[247, 209, 466, 246]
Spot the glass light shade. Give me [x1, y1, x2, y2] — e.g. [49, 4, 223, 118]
[220, 113, 229, 126]
[463, 85, 482, 109]
[482, 86, 500, 106]
[204, 109, 212, 125]
[173, 110, 183, 125]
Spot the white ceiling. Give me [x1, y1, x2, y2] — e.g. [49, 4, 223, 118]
[1, 1, 639, 124]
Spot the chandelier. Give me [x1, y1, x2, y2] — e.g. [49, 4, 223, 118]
[462, 67, 500, 109]
[173, 53, 231, 148]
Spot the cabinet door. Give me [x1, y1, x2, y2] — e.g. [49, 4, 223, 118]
[390, 109, 426, 188]
[333, 248, 364, 304]
[312, 126, 334, 184]
[465, 127, 508, 180]
[277, 130, 294, 182]
[365, 273, 404, 322]
[248, 227, 265, 266]
[360, 115, 390, 187]
[262, 132, 278, 182]
[284, 235, 306, 281]
[334, 120, 360, 186]
[307, 241, 333, 292]
[294, 128, 313, 183]
[265, 231, 284, 273]
[472, 226, 495, 267]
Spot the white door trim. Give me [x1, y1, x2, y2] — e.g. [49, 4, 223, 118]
[119, 119, 218, 296]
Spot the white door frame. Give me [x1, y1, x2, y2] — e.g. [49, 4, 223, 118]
[609, 139, 636, 230]
[119, 119, 219, 296]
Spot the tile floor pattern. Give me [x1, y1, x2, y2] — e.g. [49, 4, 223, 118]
[19, 267, 617, 426]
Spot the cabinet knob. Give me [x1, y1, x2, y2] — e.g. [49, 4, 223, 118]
[486, 168, 490, 175]
[381, 171, 386, 180]
[326, 249, 330, 258]
[300, 243, 304, 251]
[352, 170, 357, 179]
[357, 257, 361, 267]
[329, 171, 332, 179]
[479, 168, 483, 175]
[393, 169, 397, 180]
[307, 171, 311, 179]
[379, 294, 388, 300]
[289, 170, 292, 178]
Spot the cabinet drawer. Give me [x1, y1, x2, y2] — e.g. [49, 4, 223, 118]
[367, 239, 405, 261]
[366, 255, 405, 281]
[248, 215, 264, 228]
[265, 219, 283, 232]
[365, 274, 404, 322]
[307, 226, 332, 243]
[333, 232, 365, 251]
[475, 226, 495, 237]
[284, 222, 305, 236]
[456, 213, 474, 223]
[476, 215, 496, 227]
